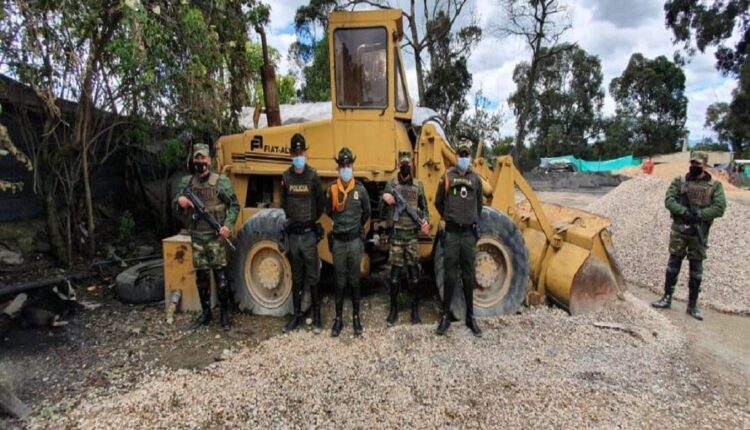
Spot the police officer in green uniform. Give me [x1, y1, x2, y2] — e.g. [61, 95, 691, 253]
[175, 143, 240, 330]
[381, 153, 430, 326]
[434, 143, 482, 337]
[280, 133, 325, 334]
[652, 151, 726, 320]
[326, 147, 370, 337]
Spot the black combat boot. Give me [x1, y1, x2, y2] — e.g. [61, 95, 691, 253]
[464, 285, 482, 337]
[687, 277, 703, 321]
[331, 288, 344, 337]
[408, 265, 421, 324]
[283, 285, 303, 333]
[352, 284, 363, 336]
[189, 269, 212, 330]
[387, 266, 401, 327]
[215, 269, 232, 331]
[651, 270, 678, 309]
[436, 281, 453, 335]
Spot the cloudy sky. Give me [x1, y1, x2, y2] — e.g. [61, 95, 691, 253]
[264, 0, 735, 142]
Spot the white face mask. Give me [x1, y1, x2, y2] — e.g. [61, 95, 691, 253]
[340, 167, 353, 182]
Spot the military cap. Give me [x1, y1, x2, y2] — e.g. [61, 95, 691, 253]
[193, 143, 210, 157]
[335, 147, 356, 165]
[690, 151, 708, 164]
[290, 133, 307, 152]
[457, 142, 472, 157]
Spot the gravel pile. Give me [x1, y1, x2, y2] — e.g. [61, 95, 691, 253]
[34, 296, 749, 429]
[587, 176, 750, 315]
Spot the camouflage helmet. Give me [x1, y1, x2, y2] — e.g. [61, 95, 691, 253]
[690, 151, 708, 164]
[193, 143, 210, 157]
[335, 147, 356, 166]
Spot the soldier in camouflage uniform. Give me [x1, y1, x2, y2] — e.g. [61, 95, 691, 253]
[175, 143, 240, 330]
[434, 143, 483, 337]
[381, 153, 430, 326]
[326, 147, 371, 337]
[652, 151, 726, 320]
[280, 133, 325, 334]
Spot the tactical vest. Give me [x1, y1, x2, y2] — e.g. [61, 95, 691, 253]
[393, 178, 420, 231]
[443, 168, 479, 226]
[190, 173, 225, 234]
[330, 181, 365, 235]
[680, 177, 717, 209]
[283, 166, 317, 226]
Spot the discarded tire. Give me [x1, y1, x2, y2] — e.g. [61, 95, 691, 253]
[115, 259, 165, 304]
[434, 206, 530, 319]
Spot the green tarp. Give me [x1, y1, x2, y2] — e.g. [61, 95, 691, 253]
[540, 154, 642, 172]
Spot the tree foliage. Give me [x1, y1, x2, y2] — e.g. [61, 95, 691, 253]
[494, 0, 572, 162]
[509, 43, 604, 158]
[0, 0, 274, 264]
[424, 10, 481, 138]
[665, 0, 750, 157]
[609, 53, 688, 156]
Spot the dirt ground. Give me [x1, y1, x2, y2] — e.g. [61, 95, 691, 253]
[1, 183, 748, 428]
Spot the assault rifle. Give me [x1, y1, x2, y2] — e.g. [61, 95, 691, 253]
[391, 189, 424, 226]
[682, 193, 705, 247]
[182, 187, 236, 251]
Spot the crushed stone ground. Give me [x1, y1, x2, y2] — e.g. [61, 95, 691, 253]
[31, 295, 748, 429]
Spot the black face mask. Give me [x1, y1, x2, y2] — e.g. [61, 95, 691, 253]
[399, 164, 411, 177]
[689, 165, 703, 177]
[194, 162, 209, 174]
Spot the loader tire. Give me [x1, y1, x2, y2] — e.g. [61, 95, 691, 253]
[434, 207, 529, 319]
[231, 209, 309, 316]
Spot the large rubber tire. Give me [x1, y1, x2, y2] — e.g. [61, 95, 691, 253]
[231, 209, 311, 316]
[434, 207, 529, 319]
[115, 259, 165, 304]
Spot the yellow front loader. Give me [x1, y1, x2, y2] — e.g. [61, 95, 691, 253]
[198, 9, 624, 317]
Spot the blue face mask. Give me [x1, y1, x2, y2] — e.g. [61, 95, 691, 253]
[292, 156, 306, 170]
[340, 167, 353, 182]
[457, 157, 471, 171]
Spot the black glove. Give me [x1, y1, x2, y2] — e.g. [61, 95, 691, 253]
[683, 208, 700, 224]
[315, 222, 324, 243]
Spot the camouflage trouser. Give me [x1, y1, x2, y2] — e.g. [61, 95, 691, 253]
[388, 237, 419, 268]
[669, 229, 707, 261]
[192, 234, 227, 270]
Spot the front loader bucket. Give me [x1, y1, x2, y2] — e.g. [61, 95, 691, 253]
[517, 201, 626, 314]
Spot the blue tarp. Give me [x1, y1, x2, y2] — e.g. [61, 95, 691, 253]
[540, 154, 642, 172]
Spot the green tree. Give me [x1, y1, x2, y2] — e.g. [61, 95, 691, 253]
[509, 43, 604, 158]
[665, 0, 750, 156]
[424, 11, 482, 138]
[609, 53, 688, 156]
[494, 0, 572, 162]
[456, 90, 505, 149]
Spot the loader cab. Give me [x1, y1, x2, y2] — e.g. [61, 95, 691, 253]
[328, 10, 413, 171]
